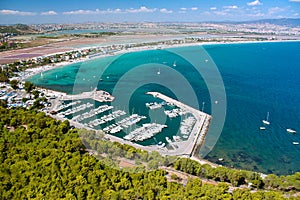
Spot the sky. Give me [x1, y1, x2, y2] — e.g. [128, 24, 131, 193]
[0, 0, 300, 24]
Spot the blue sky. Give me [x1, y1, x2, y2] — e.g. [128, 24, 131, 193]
[0, 0, 299, 24]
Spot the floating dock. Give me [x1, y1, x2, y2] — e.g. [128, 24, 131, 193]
[146, 92, 212, 157]
[53, 90, 211, 158]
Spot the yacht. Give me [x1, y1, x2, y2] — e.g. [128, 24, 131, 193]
[157, 141, 166, 148]
[292, 142, 299, 145]
[110, 126, 123, 134]
[260, 127, 266, 130]
[165, 137, 172, 143]
[262, 112, 270, 125]
[287, 128, 297, 134]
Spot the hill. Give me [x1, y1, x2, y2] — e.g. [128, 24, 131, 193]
[230, 18, 300, 27]
[0, 24, 39, 34]
[1, 107, 299, 199]
[249, 18, 300, 27]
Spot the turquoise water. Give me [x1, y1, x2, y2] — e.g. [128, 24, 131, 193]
[203, 41, 300, 175]
[28, 41, 300, 175]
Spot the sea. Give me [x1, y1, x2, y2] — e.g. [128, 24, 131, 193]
[28, 41, 300, 175]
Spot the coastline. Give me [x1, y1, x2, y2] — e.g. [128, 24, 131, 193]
[21, 38, 300, 81]
[15, 38, 300, 173]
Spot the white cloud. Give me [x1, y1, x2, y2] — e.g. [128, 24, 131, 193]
[294, 13, 299, 16]
[63, 6, 157, 15]
[214, 11, 228, 16]
[247, 0, 262, 6]
[191, 7, 198, 11]
[160, 8, 173, 14]
[268, 7, 285, 15]
[289, 0, 300, 2]
[102, 9, 123, 14]
[41, 11, 57, 15]
[63, 9, 98, 15]
[223, 5, 238, 9]
[179, 8, 187, 13]
[248, 12, 265, 17]
[0, 9, 36, 16]
[210, 7, 217, 10]
[126, 6, 157, 13]
[63, 8, 123, 15]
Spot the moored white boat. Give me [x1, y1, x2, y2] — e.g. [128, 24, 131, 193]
[165, 137, 172, 143]
[287, 128, 297, 134]
[292, 142, 299, 145]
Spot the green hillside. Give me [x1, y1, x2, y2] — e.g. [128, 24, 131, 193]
[0, 107, 298, 199]
[0, 24, 38, 34]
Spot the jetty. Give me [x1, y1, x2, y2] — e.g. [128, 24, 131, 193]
[61, 88, 114, 102]
[97, 92, 211, 157]
[124, 123, 167, 142]
[146, 92, 212, 157]
[52, 90, 211, 158]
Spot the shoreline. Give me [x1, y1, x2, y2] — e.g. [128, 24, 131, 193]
[15, 38, 300, 173]
[21, 38, 300, 82]
[43, 88, 216, 169]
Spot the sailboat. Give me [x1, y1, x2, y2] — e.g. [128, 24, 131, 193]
[173, 61, 176, 67]
[262, 112, 270, 125]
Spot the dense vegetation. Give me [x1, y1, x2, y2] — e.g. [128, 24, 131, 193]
[0, 107, 299, 199]
[0, 24, 38, 34]
[173, 158, 300, 192]
[80, 129, 177, 172]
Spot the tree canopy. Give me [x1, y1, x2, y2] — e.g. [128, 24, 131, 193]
[0, 106, 298, 199]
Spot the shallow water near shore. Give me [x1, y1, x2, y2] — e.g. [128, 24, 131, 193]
[28, 41, 300, 175]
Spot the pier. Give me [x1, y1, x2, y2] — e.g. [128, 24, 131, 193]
[146, 92, 212, 157]
[61, 89, 114, 102]
[51, 90, 211, 158]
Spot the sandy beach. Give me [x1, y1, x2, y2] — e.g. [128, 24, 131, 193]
[18, 38, 300, 82]
[9, 36, 300, 172]
[2, 31, 299, 65]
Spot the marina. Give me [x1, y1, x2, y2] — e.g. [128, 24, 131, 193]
[58, 102, 94, 116]
[180, 116, 196, 136]
[124, 123, 167, 142]
[22, 40, 300, 175]
[117, 114, 147, 128]
[61, 89, 114, 102]
[164, 108, 186, 118]
[72, 105, 114, 122]
[55, 100, 81, 112]
[50, 90, 211, 157]
[145, 102, 163, 110]
[145, 92, 212, 156]
[87, 110, 126, 127]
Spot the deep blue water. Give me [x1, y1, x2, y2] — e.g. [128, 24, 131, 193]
[28, 41, 300, 175]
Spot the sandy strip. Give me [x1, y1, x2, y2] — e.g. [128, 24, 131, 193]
[20, 38, 300, 82]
